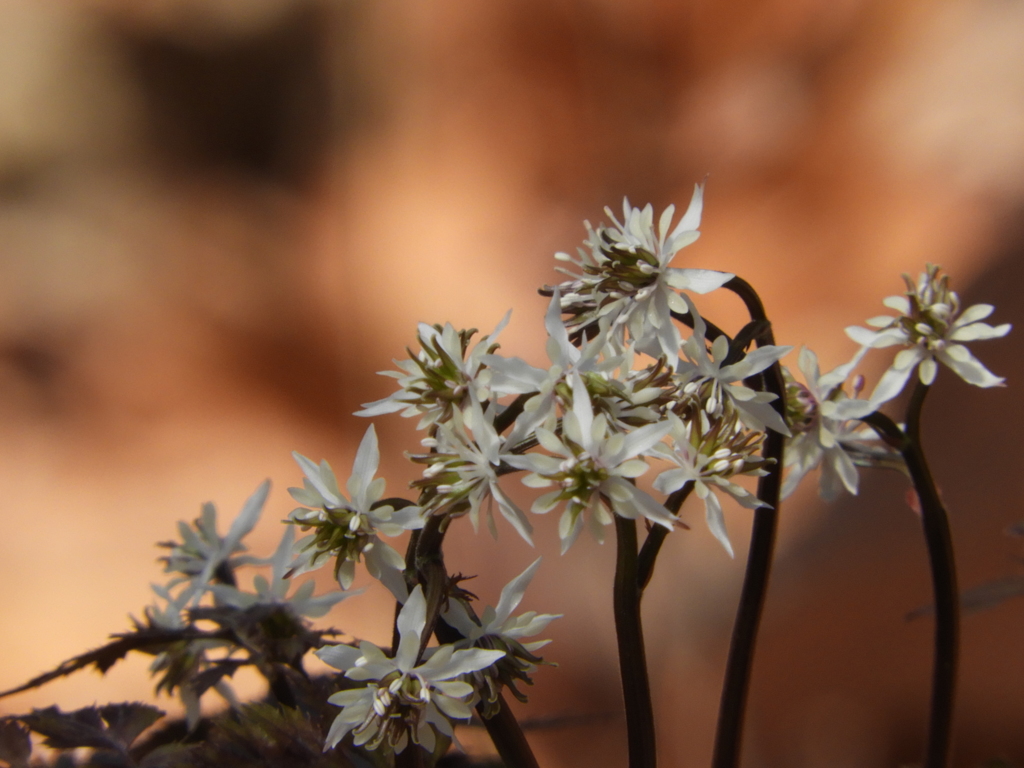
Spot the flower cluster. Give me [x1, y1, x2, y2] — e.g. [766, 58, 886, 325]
[3, 182, 1014, 768]
[550, 186, 734, 363]
[441, 558, 560, 717]
[288, 425, 425, 594]
[840, 264, 1010, 415]
[145, 481, 347, 728]
[316, 586, 506, 754]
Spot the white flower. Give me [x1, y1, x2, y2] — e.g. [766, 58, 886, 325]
[509, 373, 673, 553]
[355, 313, 511, 429]
[782, 348, 900, 501]
[443, 559, 560, 649]
[159, 480, 271, 606]
[411, 397, 533, 544]
[289, 425, 424, 592]
[482, 289, 621, 440]
[842, 264, 1010, 414]
[209, 527, 353, 619]
[652, 413, 767, 557]
[551, 185, 734, 364]
[675, 305, 792, 436]
[442, 558, 560, 716]
[316, 586, 505, 754]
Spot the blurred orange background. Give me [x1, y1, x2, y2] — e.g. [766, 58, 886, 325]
[0, 0, 1022, 766]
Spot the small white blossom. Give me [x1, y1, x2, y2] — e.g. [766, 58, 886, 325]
[442, 558, 560, 716]
[316, 586, 505, 755]
[356, 313, 510, 429]
[209, 527, 353, 619]
[509, 373, 673, 553]
[652, 413, 767, 557]
[782, 348, 901, 501]
[444, 559, 559, 650]
[410, 398, 533, 544]
[675, 305, 792, 436]
[289, 425, 424, 592]
[483, 290, 622, 440]
[551, 185, 734, 364]
[841, 264, 1010, 415]
[159, 480, 271, 606]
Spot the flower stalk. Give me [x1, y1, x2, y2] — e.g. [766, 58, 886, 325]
[711, 276, 786, 768]
[863, 382, 958, 768]
[614, 514, 657, 768]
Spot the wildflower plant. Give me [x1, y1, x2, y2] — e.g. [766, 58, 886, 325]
[0, 189, 1010, 768]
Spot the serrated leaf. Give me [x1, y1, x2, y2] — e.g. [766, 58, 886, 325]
[20, 706, 118, 751]
[99, 703, 165, 748]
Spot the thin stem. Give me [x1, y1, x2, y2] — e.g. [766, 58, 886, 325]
[711, 276, 786, 768]
[494, 393, 532, 434]
[393, 529, 422, 653]
[413, 515, 451, 660]
[670, 310, 730, 344]
[480, 694, 541, 768]
[864, 383, 958, 768]
[614, 515, 656, 768]
[637, 486, 694, 593]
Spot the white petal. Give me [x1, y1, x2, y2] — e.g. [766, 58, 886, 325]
[938, 346, 1005, 387]
[354, 396, 408, 418]
[349, 426, 381, 500]
[316, 644, 365, 671]
[949, 322, 1011, 342]
[881, 295, 910, 313]
[292, 452, 342, 507]
[669, 183, 703, 240]
[617, 419, 672, 460]
[493, 558, 542, 626]
[722, 344, 793, 380]
[570, 373, 594, 448]
[223, 480, 270, 552]
[867, 358, 917, 408]
[433, 694, 473, 721]
[395, 586, 427, 670]
[918, 356, 938, 385]
[423, 647, 506, 680]
[831, 447, 859, 496]
[703, 492, 734, 558]
[955, 303, 994, 324]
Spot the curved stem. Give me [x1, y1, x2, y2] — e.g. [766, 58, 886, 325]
[711, 276, 786, 768]
[413, 515, 451, 660]
[637, 486, 694, 593]
[614, 515, 656, 768]
[864, 383, 958, 768]
[494, 393, 532, 435]
[670, 310, 730, 345]
[480, 694, 540, 768]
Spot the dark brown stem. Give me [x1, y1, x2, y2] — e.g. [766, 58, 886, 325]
[395, 747, 426, 768]
[393, 529, 422, 653]
[614, 515, 656, 768]
[670, 310, 730, 344]
[636, 486, 694, 593]
[863, 382, 958, 768]
[711, 276, 786, 768]
[494, 393, 533, 434]
[413, 515, 450, 660]
[479, 694, 541, 768]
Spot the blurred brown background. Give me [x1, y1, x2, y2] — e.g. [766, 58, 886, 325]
[0, 0, 1022, 765]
